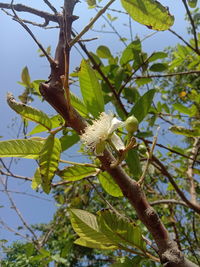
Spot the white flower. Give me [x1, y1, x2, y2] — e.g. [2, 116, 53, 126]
[81, 112, 125, 155]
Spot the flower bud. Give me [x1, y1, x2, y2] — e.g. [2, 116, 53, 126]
[125, 115, 139, 133]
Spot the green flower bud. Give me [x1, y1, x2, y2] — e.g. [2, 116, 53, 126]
[125, 115, 139, 133]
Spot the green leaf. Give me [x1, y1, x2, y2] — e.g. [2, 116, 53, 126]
[39, 134, 61, 193]
[57, 165, 98, 181]
[60, 132, 79, 152]
[79, 60, 104, 117]
[169, 126, 200, 137]
[70, 209, 114, 244]
[98, 172, 123, 197]
[149, 63, 168, 72]
[32, 168, 42, 190]
[7, 93, 52, 130]
[21, 66, 31, 87]
[96, 45, 112, 59]
[87, 0, 96, 7]
[0, 139, 43, 159]
[187, 0, 197, 8]
[70, 92, 88, 117]
[135, 78, 152, 87]
[74, 237, 117, 250]
[97, 210, 146, 251]
[148, 52, 168, 62]
[121, 0, 174, 31]
[125, 148, 142, 178]
[173, 103, 196, 116]
[130, 89, 156, 122]
[29, 115, 64, 135]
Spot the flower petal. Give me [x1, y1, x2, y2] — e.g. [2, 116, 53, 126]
[108, 117, 124, 135]
[110, 133, 125, 151]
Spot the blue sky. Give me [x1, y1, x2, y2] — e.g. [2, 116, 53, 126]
[0, 0, 197, 250]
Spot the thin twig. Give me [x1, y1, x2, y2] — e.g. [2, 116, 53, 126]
[118, 54, 153, 96]
[182, 0, 199, 53]
[86, 177, 121, 216]
[10, 0, 55, 65]
[150, 199, 188, 207]
[137, 137, 200, 164]
[152, 156, 200, 214]
[192, 212, 199, 248]
[0, 169, 32, 182]
[169, 29, 200, 55]
[0, 189, 52, 202]
[135, 70, 200, 79]
[186, 138, 200, 203]
[43, 0, 58, 14]
[0, 219, 31, 241]
[0, 177, 38, 240]
[0, 3, 58, 23]
[70, 0, 116, 47]
[138, 127, 159, 185]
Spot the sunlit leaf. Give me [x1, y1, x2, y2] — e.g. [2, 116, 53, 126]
[97, 209, 146, 250]
[79, 60, 104, 117]
[173, 103, 196, 116]
[148, 52, 168, 62]
[0, 139, 43, 159]
[32, 168, 42, 190]
[169, 126, 200, 137]
[39, 134, 61, 193]
[98, 172, 123, 197]
[74, 237, 117, 250]
[96, 45, 112, 59]
[70, 92, 88, 117]
[121, 0, 174, 31]
[28, 115, 64, 135]
[57, 165, 98, 181]
[70, 209, 114, 244]
[7, 93, 52, 130]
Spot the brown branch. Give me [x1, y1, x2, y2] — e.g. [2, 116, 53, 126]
[0, 177, 38, 241]
[0, 169, 32, 182]
[150, 199, 188, 207]
[0, 219, 31, 241]
[182, 0, 199, 53]
[186, 138, 200, 204]
[10, 0, 55, 65]
[0, 2, 58, 23]
[118, 54, 153, 96]
[152, 156, 200, 214]
[138, 138, 200, 164]
[43, 0, 58, 15]
[169, 29, 200, 55]
[134, 70, 200, 79]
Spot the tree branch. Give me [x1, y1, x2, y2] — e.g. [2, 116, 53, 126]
[0, 2, 58, 22]
[182, 0, 199, 53]
[152, 156, 200, 214]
